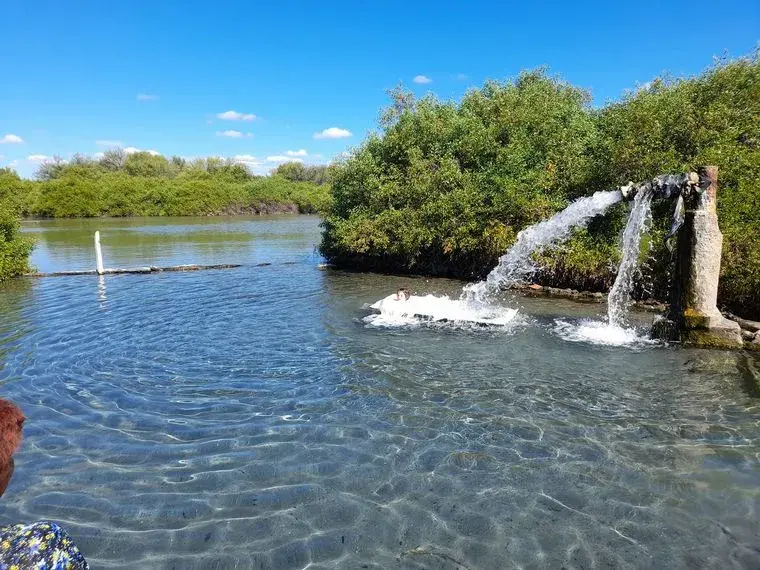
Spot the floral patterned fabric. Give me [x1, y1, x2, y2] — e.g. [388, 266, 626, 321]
[0, 521, 88, 569]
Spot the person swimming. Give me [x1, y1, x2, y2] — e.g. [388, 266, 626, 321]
[395, 287, 411, 301]
[0, 398, 90, 569]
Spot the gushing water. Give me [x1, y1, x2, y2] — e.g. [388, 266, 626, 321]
[607, 189, 653, 327]
[464, 190, 623, 303]
[552, 189, 656, 346]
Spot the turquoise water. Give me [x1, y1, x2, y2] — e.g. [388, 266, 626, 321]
[1, 216, 758, 569]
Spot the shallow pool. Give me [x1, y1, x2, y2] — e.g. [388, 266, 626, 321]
[1, 216, 758, 568]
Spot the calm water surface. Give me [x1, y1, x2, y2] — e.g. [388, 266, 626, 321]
[1, 216, 758, 569]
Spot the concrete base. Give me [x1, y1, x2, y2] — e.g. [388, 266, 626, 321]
[652, 312, 743, 349]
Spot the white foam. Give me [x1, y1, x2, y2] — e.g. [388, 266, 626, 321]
[365, 294, 518, 328]
[553, 319, 658, 347]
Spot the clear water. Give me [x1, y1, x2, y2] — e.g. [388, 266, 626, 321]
[0, 216, 758, 569]
[464, 190, 623, 303]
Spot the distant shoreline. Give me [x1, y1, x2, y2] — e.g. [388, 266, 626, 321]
[19, 202, 319, 221]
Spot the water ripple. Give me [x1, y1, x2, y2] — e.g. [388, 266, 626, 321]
[0, 218, 758, 568]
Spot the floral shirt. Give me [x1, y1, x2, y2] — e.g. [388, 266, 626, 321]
[0, 521, 88, 569]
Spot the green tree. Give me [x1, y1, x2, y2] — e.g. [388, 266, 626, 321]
[124, 152, 170, 177]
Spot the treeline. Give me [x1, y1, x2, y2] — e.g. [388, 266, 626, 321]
[0, 151, 332, 219]
[320, 53, 760, 318]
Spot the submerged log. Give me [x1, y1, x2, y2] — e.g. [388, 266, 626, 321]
[26, 264, 242, 277]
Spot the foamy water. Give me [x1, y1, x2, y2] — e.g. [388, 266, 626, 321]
[553, 319, 658, 347]
[365, 294, 519, 327]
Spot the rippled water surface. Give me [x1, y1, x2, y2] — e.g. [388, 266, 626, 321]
[1, 216, 759, 569]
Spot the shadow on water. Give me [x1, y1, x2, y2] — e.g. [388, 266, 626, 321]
[0, 278, 34, 377]
[736, 352, 760, 398]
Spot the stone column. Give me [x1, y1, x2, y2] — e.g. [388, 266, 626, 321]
[662, 166, 742, 348]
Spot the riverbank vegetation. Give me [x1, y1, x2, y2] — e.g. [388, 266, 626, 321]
[0, 153, 332, 218]
[321, 53, 760, 318]
[0, 169, 34, 280]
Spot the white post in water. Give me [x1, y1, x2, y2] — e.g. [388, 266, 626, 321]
[94, 231, 104, 275]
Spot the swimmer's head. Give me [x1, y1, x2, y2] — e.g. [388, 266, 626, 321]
[396, 288, 410, 300]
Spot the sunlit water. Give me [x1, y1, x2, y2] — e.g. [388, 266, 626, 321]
[0, 216, 758, 569]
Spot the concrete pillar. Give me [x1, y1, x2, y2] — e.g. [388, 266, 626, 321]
[657, 166, 742, 348]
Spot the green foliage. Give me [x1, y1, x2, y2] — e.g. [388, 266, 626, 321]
[1, 154, 331, 219]
[274, 162, 334, 185]
[322, 54, 760, 318]
[323, 69, 600, 278]
[0, 169, 34, 281]
[592, 54, 760, 316]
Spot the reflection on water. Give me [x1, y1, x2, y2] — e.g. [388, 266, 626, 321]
[1, 217, 759, 569]
[23, 215, 320, 272]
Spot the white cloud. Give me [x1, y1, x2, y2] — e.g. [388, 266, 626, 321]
[313, 127, 352, 140]
[413, 74, 432, 84]
[1, 134, 24, 144]
[455, 73, 468, 81]
[266, 155, 304, 163]
[27, 154, 51, 163]
[94, 152, 105, 159]
[136, 93, 158, 101]
[217, 110, 256, 121]
[96, 139, 123, 147]
[231, 154, 268, 175]
[285, 149, 308, 157]
[216, 130, 253, 138]
[124, 147, 161, 156]
[232, 154, 261, 169]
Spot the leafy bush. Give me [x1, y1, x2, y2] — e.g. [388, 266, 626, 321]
[322, 71, 598, 278]
[1, 156, 331, 219]
[0, 169, 34, 280]
[321, 54, 760, 318]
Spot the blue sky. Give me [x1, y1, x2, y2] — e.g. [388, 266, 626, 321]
[1, 0, 758, 178]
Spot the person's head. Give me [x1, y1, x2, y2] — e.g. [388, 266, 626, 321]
[0, 398, 25, 498]
[396, 287, 410, 301]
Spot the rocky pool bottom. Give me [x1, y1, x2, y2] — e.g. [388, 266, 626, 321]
[0, 216, 758, 569]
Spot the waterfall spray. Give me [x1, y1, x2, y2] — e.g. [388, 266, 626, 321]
[464, 190, 623, 303]
[607, 189, 653, 327]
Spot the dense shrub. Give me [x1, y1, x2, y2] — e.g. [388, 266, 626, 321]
[0, 169, 34, 280]
[321, 54, 760, 318]
[0, 154, 331, 219]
